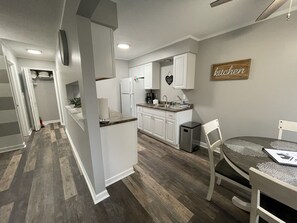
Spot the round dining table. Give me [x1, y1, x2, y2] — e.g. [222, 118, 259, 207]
[222, 136, 297, 187]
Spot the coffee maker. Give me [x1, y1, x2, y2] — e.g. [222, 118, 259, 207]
[146, 91, 155, 104]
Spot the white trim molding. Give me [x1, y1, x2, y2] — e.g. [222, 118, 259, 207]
[105, 167, 135, 187]
[65, 129, 110, 204]
[0, 142, 26, 154]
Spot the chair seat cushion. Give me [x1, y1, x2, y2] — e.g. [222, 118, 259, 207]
[215, 159, 250, 188]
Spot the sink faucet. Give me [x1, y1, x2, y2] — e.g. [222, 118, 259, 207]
[177, 95, 183, 104]
[163, 95, 168, 107]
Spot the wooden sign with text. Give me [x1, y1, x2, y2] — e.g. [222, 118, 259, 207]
[211, 59, 251, 81]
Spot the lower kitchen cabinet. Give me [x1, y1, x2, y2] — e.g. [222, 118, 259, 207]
[142, 113, 153, 133]
[137, 106, 192, 148]
[165, 119, 176, 144]
[152, 116, 165, 139]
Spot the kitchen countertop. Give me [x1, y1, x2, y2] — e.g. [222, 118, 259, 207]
[100, 110, 137, 127]
[137, 103, 193, 112]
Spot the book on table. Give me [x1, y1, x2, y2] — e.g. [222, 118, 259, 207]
[262, 148, 297, 167]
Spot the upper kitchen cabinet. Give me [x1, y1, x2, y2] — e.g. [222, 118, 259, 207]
[91, 23, 115, 81]
[144, 62, 160, 90]
[173, 53, 196, 89]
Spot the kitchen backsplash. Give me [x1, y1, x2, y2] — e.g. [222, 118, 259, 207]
[153, 64, 188, 103]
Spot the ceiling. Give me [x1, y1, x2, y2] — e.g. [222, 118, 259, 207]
[0, 0, 64, 61]
[0, 0, 296, 61]
[113, 0, 297, 60]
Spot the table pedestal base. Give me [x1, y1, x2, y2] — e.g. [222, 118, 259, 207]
[232, 196, 251, 212]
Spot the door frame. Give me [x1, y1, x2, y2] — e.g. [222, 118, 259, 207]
[22, 67, 64, 126]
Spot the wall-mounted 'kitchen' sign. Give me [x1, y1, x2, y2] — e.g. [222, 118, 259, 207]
[211, 59, 251, 81]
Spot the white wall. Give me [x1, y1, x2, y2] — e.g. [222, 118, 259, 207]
[95, 59, 128, 112]
[186, 12, 297, 142]
[33, 78, 60, 122]
[56, 0, 106, 200]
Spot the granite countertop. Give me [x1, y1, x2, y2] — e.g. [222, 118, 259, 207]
[137, 103, 193, 112]
[100, 110, 137, 127]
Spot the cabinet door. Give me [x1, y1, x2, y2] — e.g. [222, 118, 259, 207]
[173, 53, 196, 89]
[165, 119, 176, 145]
[137, 113, 143, 130]
[173, 54, 187, 89]
[129, 67, 135, 77]
[91, 23, 115, 80]
[144, 63, 152, 89]
[152, 116, 165, 139]
[143, 114, 152, 133]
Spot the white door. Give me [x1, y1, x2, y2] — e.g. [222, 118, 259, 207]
[142, 114, 152, 133]
[23, 68, 41, 131]
[152, 116, 165, 139]
[165, 119, 176, 144]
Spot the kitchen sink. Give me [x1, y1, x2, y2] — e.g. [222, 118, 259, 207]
[169, 104, 190, 110]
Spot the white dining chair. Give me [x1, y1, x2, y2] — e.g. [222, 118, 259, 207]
[249, 167, 297, 223]
[202, 119, 250, 201]
[278, 120, 297, 140]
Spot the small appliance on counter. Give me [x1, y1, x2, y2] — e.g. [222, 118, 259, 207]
[98, 98, 109, 123]
[153, 99, 159, 105]
[146, 91, 155, 104]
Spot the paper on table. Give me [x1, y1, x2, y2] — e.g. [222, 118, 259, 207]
[263, 148, 297, 166]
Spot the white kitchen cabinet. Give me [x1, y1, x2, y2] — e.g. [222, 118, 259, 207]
[137, 106, 193, 149]
[165, 119, 176, 144]
[152, 116, 165, 139]
[144, 62, 160, 89]
[173, 53, 196, 89]
[143, 113, 153, 133]
[129, 65, 145, 78]
[91, 23, 115, 80]
[129, 67, 136, 77]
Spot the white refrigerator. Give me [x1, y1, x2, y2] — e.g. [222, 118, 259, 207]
[120, 77, 146, 117]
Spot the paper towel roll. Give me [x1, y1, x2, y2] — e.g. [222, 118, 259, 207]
[98, 98, 109, 121]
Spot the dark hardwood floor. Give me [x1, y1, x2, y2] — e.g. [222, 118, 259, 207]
[0, 123, 250, 222]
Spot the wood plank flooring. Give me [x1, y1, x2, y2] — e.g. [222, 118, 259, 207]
[0, 123, 250, 222]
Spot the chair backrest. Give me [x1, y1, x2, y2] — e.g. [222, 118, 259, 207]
[249, 167, 297, 223]
[202, 119, 223, 152]
[278, 120, 297, 140]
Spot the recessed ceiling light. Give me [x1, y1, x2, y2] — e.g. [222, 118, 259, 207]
[26, 49, 42, 55]
[117, 43, 130, 49]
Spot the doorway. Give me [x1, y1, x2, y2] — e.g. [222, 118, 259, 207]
[22, 68, 62, 131]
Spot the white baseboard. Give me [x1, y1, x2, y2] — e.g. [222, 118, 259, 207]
[43, 119, 60, 125]
[0, 142, 26, 154]
[65, 129, 110, 204]
[199, 141, 208, 149]
[105, 167, 135, 187]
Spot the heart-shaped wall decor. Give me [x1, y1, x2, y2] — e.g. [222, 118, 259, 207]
[165, 74, 173, 85]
